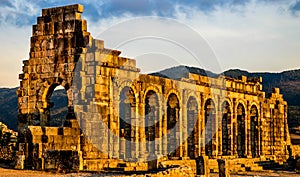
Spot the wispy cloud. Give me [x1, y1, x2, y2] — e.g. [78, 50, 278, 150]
[0, 0, 40, 26]
[0, 0, 300, 87]
[290, 0, 300, 14]
[0, 0, 298, 27]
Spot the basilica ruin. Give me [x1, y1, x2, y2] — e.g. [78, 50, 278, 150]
[16, 4, 291, 174]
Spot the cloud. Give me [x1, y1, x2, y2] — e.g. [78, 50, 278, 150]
[290, 0, 300, 13]
[0, 0, 40, 26]
[0, 0, 296, 27]
[93, 0, 252, 18]
[0, 0, 300, 87]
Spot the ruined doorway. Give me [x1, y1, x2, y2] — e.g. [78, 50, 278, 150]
[237, 103, 246, 158]
[187, 96, 198, 159]
[204, 99, 216, 157]
[44, 85, 69, 127]
[167, 93, 180, 158]
[145, 90, 159, 156]
[222, 101, 231, 156]
[48, 85, 68, 127]
[250, 105, 259, 158]
[119, 87, 136, 159]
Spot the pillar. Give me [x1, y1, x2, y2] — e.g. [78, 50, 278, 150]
[217, 97, 222, 157]
[182, 103, 188, 158]
[196, 156, 209, 177]
[177, 106, 183, 157]
[162, 106, 168, 156]
[245, 105, 249, 157]
[233, 99, 238, 157]
[218, 159, 230, 177]
[200, 94, 205, 156]
[214, 97, 219, 158]
[138, 102, 146, 159]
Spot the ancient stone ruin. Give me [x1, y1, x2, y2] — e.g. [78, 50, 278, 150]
[16, 4, 291, 175]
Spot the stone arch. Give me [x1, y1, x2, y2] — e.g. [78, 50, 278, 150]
[167, 93, 180, 158]
[143, 85, 162, 101]
[235, 100, 247, 112]
[249, 102, 260, 117]
[236, 102, 246, 158]
[40, 83, 71, 127]
[119, 86, 136, 159]
[144, 90, 160, 156]
[220, 98, 233, 114]
[165, 89, 181, 105]
[187, 96, 199, 159]
[115, 80, 139, 119]
[250, 104, 259, 158]
[117, 80, 139, 102]
[186, 92, 201, 105]
[204, 98, 217, 157]
[221, 100, 232, 156]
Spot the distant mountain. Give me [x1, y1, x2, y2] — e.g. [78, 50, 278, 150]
[0, 88, 67, 131]
[150, 65, 219, 79]
[153, 66, 300, 132]
[153, 66, 300, 106]
[1, 66, 300, 132]
[0, 88, 18, 131]
[223, 69, 300, 106]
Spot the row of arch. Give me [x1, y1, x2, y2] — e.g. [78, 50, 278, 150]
[118, 86, 260, 159]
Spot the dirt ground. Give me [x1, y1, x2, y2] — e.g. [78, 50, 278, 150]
[1, 167, 300, 177]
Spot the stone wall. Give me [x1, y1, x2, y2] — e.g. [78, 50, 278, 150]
[17, 4, 291, 172]
[17, 4, 90, 131]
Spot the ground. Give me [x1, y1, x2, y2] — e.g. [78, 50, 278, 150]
[1, 166, 300, 177]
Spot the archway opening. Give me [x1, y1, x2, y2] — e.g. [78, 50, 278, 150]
[221, 101, 231, 156]
[187, 96, 198, 159]
[167, 93, 180, 158]
[250, 105, 259, 158]
[237, 103, 246, 158]
[145, 90, 159, 156]
[204, 99, 216, 157]
[119, 86, 136, 159]
[45, 85, 69, 127]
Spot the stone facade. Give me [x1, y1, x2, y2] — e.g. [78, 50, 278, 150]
[17, 4, 291, 172]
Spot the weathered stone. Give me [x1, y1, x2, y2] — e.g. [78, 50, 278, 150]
[218, 159, 229, 177]
[17, 3, 292, 174]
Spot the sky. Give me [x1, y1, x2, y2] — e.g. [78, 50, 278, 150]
[0, 0, 300, 87]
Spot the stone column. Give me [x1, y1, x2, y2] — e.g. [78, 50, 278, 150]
[109, 78, 119, 159]
[258, 106, 261, 157]
[218, 159, 230, 177]
[260, 118, 265, 156]
[230, 119, 233, 156]
[196, 156, 209, 177]
[233, 99, 238, 157]
[182, 103, 188, 158]
[162, 105, 168, 156]
[214, 97, 219, 158]
[200, 94, 206, 156]
[217, 97, 222, 157]
[138, 102, 146, 159]
[177, 107, 183, 157]
[113, 88, 120, 159]
[130, 106, 135, 159]
[158, 103, 163, 156]
[244, 105, 249, 157]
[197, 105, 202, 157]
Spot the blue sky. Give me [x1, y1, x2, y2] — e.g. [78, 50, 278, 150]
[1, 0, 300, 87]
